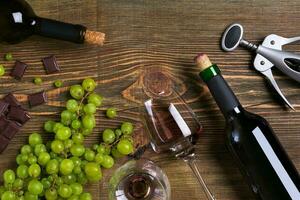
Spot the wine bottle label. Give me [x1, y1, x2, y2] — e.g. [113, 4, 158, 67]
[252, 127, 300, 199]
[168, 103, 191, 137]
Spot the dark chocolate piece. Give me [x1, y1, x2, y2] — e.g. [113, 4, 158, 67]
[3, 93, 21, 107]
[28, 91, 47, 107]
[2, 121, 20, 140]
[7, 106, 30, 124]
[11, 60, 28, 79]
[0, 115, 9, 129]
[0, 135, 10, 153]
[0, 101, 9, 115]
[42, 55, 60, 74]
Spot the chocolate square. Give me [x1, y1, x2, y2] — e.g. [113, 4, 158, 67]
[7, 106, 30, 125]
[2, 121, 20, 140]
[28, 91, 47, 107]
[42, 55, 60, 74]
[0, 115, 9, 129]
[3, 93, 21, 107]
[11, 60, 28, 79]
[0, 135, 10, 153]
[0, 101, 9, 115]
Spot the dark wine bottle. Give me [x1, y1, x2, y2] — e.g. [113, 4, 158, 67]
[0, 0, 105, 45]
[195, 54, 300, 200]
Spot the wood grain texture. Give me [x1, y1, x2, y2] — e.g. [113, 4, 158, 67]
[1, 0, 300, 199]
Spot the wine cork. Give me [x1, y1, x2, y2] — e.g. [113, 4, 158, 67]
[194, 53, 212, 72]
[84, 30, 105, 45]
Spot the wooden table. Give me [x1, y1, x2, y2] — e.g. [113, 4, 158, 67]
[1, 0, 300, 199]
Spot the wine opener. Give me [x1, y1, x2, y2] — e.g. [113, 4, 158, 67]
[221, 23, 300, 110]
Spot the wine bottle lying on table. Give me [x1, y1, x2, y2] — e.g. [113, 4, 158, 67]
[0, 0, 105, 45]
[195, 54, 300, 200]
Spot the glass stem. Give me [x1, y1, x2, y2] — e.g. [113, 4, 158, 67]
[184, 155, 216, 200]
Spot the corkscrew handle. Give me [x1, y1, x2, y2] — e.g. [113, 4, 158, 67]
[185, 157, 216, 200]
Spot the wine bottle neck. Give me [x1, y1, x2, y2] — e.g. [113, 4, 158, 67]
[200, 64, 242, 118]
[34, 17, 86, 43]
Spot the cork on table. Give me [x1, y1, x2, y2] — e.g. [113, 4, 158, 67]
[0, 0, 300, 200]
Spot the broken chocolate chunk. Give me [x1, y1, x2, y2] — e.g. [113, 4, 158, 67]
[42, 55, 60, 74]
[0, 135, 10, 153]
[28, 91, 47, 107]
[0, 115, 9, 129]
[7, 106, 30, 125]
[11, 60, 28, 79]
[0, 100, 9, 115]
[2, 121, 20, 140]
[3, 93, 21, 107]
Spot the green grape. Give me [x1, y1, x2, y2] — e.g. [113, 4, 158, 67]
[0, 186, 5, 197]
[34, 144, 47, 156]
[28, 164, 41, 178]
[70, 157, 81, 166]
[82, 115, 95, 129]
[4, 53, 13, 61]
[102, 129, 115, 144]
[20, 154, 28, 162]
[115, 129, 122, 138]
[71, 112, 77, 120]
[56, 126, 72, 140]
[117, 139, 134, 155]
[28, 155, 37, 164]
[0, 65, 5, 76]
[46, 159, 59, 174]
[70, 144, 85, 157]
[68, 195, 80, 200]
[70, 85, 84, 100]
[56, 177, 63, 186]
[13, 178, 23, 190]
[54, 80, 63, 88]
[64, 139, 73, 149]
[3, 169, 15, 184]
[79, 192, 92, 200]
[81, 128, 93, 136]
[82, 78, 96, 92]
[61, 110, 73, 125]
[66, 99, 79, 112]
[84, 149, 95, 162]
[73, 166, 82, 174]
[58, 184, 73, 198]
[1, 191, 15, 200]
[104, 146, 111, 155]
[101, 155, 114, 169]
[44, 121, 55, 133]
[28, 133, 43, 146]
[72, 133, 84, 144]
[87, 93, 102, 107]
[94, 153, 104, 164]
[16, 154, 26, 165]
[38, 152, 50, 165]
[83, 103, 96, 115]
[24, 192, 38, 200]
[106, 107, 117, 119]
[60, 159, 74, 175]
[28, 179, 43, 195]
[62, 174, 76, 184]
[21, 144, 32, 154]
[71, 120, 81, 130]
[33, 77, 42, 85]
[70, 183, 82, 196]
[53, 123, 64, 133]
[41, 178, 51, 189]
[92, 144, 99, 151]
[84, 162, 102, 182]
[111, 147, 124, 159]
[51, 140, 64, 154]
[17, 165, 28, 179]
[76, 173, 87, 185]
[96, 144, 105, 154]
[45, 188, 57, 200]
[121, 122, 134, 135]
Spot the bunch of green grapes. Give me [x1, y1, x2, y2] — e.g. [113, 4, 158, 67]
[0, 78, 135, 200]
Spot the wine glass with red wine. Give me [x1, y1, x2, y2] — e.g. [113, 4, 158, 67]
[141, 67, 216, 200]
[108, 158, 171, 200]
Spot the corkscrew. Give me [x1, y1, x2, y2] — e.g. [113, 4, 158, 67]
[221, 23, 300, 110]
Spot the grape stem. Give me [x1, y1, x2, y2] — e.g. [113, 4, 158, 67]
[77, 91, 91, 116]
